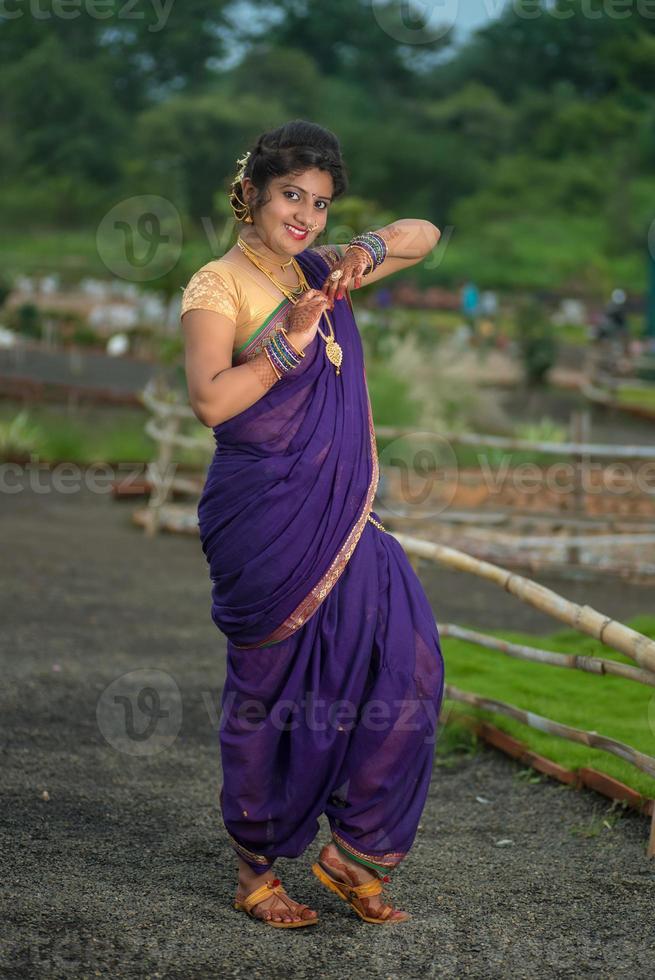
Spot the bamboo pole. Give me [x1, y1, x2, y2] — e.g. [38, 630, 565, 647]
[392, 532, 655, 673]
[375, 424, 655, 460]
[439, 623, 655, 688]
[144, 416, 207, 452]
[143, 413, 179, 538]
[446, 684, 655, 780]
[140, 381, 655, 461]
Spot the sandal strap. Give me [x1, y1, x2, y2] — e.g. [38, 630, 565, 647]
[242, 881, 276, 913]
[347, 879, 383, 899]
[242, 878, 291, 914]
[266, 886, 297, 912]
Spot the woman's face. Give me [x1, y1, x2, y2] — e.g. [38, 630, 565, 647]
[243, 167, 334, 257]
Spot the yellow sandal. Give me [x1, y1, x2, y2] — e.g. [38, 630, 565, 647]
[234, 877, 319, 928]
[311, 861, 410, 925]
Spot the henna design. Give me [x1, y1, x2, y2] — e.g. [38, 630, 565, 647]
[243, 349, 280, 390]
[287, 290, 331, 342]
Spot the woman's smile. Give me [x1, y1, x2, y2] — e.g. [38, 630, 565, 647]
[283, 222, 309, 240]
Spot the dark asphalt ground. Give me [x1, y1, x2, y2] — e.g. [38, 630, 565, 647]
[2, 477, 654, 979]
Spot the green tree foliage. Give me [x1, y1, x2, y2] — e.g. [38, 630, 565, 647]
[2, 0, 655, 292]
[245, 0, 449, 96]
[0, 0, 233, 107]
[2, 35, 124, 185]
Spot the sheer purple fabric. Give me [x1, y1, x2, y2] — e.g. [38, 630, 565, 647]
[197, 248, 445, 874]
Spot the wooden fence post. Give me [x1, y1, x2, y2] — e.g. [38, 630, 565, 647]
[144, 412, 180, 537]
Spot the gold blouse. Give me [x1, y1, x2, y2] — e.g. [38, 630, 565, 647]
[179, 246, 343, 357]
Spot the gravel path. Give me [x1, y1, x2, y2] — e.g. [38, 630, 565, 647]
[1, 479, 654, 978]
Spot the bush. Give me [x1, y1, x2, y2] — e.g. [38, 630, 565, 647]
[0, 410, 42, 460]
[514, 297, 558, 385]
[10, 303, 42, 340]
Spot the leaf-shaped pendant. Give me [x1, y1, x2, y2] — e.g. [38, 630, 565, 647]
[325, 339, 343, 375]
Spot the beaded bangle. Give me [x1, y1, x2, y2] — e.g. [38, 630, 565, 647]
[267, 339, 291, 375]
[263, 347, 282, 381]
[271, 330, 303, 371]
[346, 231, 388, 276]
[279, 327, 306, 359]
[269, 333, 296, 371]
[363, 231, 388, 265]
[262, 326, 305, 380]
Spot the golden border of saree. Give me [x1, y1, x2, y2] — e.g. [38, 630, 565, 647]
[330, 830, 406, 870]
[232, 299, 291, 365]
[232, 370, 381, 650]
[225, 831, 272, 867]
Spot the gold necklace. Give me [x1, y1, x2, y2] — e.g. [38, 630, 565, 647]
[237, 236, 304, 297]
[237, 234, 295, 271]
[236, 235, 343, 376]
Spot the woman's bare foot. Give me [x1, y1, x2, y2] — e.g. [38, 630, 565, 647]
[236, 858, 318, 924]
[317, 842, 410, 922]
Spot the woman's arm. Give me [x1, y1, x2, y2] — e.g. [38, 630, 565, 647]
[338, 219, 441, 287]
[182, 289, 332, 428]
[182, 308, 281, 427]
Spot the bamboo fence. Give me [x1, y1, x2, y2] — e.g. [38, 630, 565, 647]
[391, 531, 655, 857]
[139, 381, 655, 855]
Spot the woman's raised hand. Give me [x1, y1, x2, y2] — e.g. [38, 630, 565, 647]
[286, 289, 333, 351]
[321, 247, 371, 305]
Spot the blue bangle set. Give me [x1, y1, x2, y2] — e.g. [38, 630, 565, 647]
[346, 231, 388, 275]
[265, 327, 306, 379]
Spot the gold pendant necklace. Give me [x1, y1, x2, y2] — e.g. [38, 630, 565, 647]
[237, 234, 295, 272]
[236, 235, 344, 376]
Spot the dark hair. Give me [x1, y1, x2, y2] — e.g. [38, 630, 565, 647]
[230, 119, 348, 220]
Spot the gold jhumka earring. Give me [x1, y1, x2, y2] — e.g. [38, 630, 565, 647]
[229, 151, 254, 224]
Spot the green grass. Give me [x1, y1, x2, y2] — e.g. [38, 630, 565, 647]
[0, 402, 213, 465]
[616, 386, 655, 413]
[440, 614, 655, 800]
[0, 399, 579, 471]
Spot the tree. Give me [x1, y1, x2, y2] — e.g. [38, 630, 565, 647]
[2, 36, 125, 185]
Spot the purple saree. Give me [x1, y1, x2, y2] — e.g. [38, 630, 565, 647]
[197, 247, 445, 875]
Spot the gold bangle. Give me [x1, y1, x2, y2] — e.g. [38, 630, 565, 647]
[263, 346, 282, 380]
[345, 243, 374, 275]
[279, 327, 306, 359]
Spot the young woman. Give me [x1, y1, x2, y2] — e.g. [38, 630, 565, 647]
[181, 120, 445, 928]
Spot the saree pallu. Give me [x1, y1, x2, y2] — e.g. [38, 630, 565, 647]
[197, 247, 445, 874]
